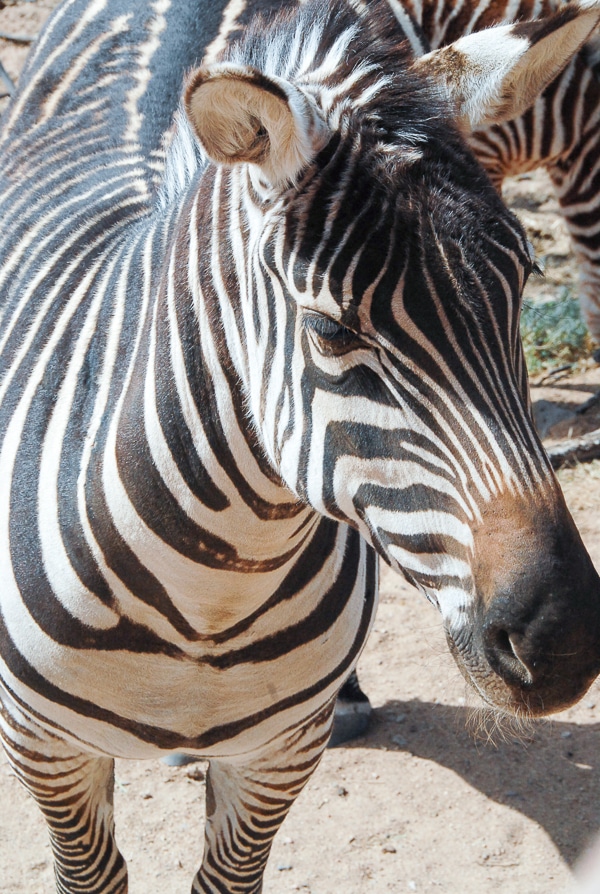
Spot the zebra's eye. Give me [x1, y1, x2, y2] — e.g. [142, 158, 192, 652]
[304, 312, 359, 356]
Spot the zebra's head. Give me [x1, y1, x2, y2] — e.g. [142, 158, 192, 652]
[184, 0, 600, 717]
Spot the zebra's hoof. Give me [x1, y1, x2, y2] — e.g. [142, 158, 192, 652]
[328, 696, 372, 747]
[161, 753, 199, 767]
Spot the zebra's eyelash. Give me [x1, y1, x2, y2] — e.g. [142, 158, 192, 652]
[302, 311, 361, 352]
[525, 241, 543, 277]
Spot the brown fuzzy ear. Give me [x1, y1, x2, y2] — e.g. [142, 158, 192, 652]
[185, 63, 330, 185]
[415, 0, 600, 131]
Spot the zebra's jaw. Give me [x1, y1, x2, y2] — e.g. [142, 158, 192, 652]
[341, 473, 600, 718]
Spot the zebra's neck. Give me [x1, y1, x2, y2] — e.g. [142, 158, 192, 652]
[89, 168, 323, 635]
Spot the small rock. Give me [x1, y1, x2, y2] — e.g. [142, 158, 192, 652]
[186, 765, 206, 781]
[141, 792, 153, 800]
[277, 863, 293, 871]
[382, 844, 397, 854]
[531, 399, 574, 439]
[392, 735, 407, 748]
[561, 731, 572, 739]
[336, 785, 348, 797]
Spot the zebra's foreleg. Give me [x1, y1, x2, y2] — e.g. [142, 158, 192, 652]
[0, 698, 127, 893]
[192, 702, 335, 894]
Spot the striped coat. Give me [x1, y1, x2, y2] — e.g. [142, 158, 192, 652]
[1, 1, 600, 890]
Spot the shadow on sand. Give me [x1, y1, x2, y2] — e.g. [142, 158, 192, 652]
[345, 698, 600, 866]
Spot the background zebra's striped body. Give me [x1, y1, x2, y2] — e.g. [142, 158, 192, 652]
[2, 0, 600, 890]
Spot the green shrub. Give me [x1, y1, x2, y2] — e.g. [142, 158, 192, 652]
[520, 290, 592, 373]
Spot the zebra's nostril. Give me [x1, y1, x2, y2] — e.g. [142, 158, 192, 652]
[484, 626, 534, 688]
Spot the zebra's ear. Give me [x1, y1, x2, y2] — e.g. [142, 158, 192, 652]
[184, 63, 330, 185]
[416, 0, 600, 131]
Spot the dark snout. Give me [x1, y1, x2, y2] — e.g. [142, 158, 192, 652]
[481, 560, 600, 714]
[452, 494, 600, 716]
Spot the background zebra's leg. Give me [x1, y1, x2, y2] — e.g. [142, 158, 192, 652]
[0, 699, 127, 893]
[329, 668, 372, 747]
[192, 702, 335, 893]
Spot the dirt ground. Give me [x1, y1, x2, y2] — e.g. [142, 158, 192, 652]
[3, 4, 600, 893]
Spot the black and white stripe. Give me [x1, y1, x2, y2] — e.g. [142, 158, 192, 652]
[1, 0, 600, 890]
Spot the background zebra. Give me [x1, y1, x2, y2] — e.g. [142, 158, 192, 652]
[392, 0, 600, 342]
[2, 0, 600, 891]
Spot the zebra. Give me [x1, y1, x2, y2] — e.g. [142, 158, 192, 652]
[2, 0, 600, 890]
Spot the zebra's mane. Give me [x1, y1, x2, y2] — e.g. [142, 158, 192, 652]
[157, 108, 207, 209]
[228, 0, 456, 166]
[158, 0, 456, 207]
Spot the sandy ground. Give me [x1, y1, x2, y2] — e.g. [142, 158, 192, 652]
[3, 4, 600, 893]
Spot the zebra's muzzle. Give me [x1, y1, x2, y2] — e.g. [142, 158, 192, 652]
[445, 488, 600, 717]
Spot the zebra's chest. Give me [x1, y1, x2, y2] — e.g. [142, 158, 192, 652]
[0, 581, 377, 760]
[0, 494, 377, 757]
